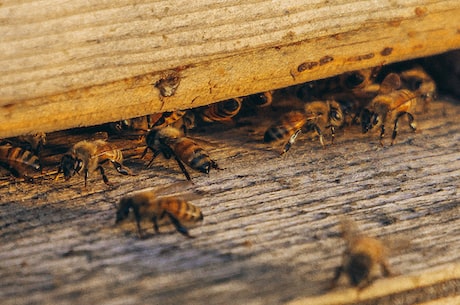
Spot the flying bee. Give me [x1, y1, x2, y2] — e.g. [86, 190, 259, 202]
[56, 140, 131, 187]
[362, 73, 417, 146]
[399, 66, 436, 112]
[196, 98, 242, 123]
[142, 126, 221, 181]
[330, 219, 393, 289]
[115, 189, 203, 238]
[0, 142, 41, 179]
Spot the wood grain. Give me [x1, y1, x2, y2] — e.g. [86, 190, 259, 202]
[1, 1, 460, 137]
[0, 97, 459, 304]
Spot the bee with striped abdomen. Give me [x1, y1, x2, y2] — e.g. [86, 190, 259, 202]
[0, 142, 41, 179]
[399, 66, 436, 112]
[263, 111, 307, 155]
[330, 219, 394, 289]
[56, 140, 131, 187]
[196, 98, 242, 123]
[142, 126, 221, 181]
[115, 189, 203, 238]
[362, 73, 417, 146]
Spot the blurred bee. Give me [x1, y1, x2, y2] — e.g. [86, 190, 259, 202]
[56, 140, 131, 187]
[339, 67, 381, 98]
[330, 219, 393, 289]
[243, 91, 273, 108]
[115, 189, 203, 238]
[196, 98, 242, 123]
[399, 66, 436, 112]
[142, 126, 221, 181]
[362, 73, 417, 146]
[16, 132, 47, 155]
[0, 142, 41, 179]
[109, 114, 163, 133]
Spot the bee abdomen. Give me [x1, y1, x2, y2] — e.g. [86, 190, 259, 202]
[0, 145, 41, 176]
[199, 99, 242, 122]
[153, 111, 186, 128]
[101, 149, 124, 164]
[264, 126, 289, 143]
[162, 198, 203, 221]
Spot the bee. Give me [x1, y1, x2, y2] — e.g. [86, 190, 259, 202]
[330, 219, 393, 289]
[304, 100, 345, 147]
[263, 111, 307, 154]
[399, 66, 436, 112]
[362, 73, 417, 146]
[16, 132, 47, 155]
[196, 98, 242, 123]
[243, 91, 273, 107]
[108, 114, 163, 133]
[142, 126, 220, 181]
[0, 142, 41, 179]
[56, 140, 131, 187]
[115, 189, 203, 238]
[264, 100, 344, 154]
[153, 110, 195, 134]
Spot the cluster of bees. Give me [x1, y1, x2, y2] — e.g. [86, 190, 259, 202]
[0, 62, 437, 290]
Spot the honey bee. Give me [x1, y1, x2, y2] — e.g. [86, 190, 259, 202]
[142, 126, 221, 181]
[304, 100, 345, 147]
[115, 189, 203, 238]
[243, 91, 273, 107]
[196, 98, 242, 123]
[263, 111, 307, 154]
[108, 114, 163, 133]
[16, 132, 47, 155]
[330, 219, 393, 289]
[0, 142, 41, 179]
[264, 100, 344, 154]
[56, 140, 131, 187]
[153, 110, 195, 134]
[399, 66, 436, 112]
[362, 73, 417, 146]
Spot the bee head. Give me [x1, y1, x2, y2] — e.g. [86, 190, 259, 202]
[145, 128, 160, 147]
[329, 104, 344, 126]
[347, 253, 372, 286]
[60, 154, 81, 180]
[343, 72, 366, 90]
[360, 109, 376, 133]
[115, 198, 132, 223]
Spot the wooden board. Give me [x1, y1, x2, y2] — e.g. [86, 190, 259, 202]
[0, 96, 459, 304]
[1, 0, 460, 137]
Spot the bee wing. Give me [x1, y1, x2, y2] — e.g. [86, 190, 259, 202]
[379, 73, 401, 94]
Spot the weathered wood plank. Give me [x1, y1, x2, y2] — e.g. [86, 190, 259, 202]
[0, 97, 459, 304]
[1, 1, 460, 137]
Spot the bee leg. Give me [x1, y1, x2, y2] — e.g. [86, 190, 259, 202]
[211, 160, 223, 170]
[379, 124, 386, 147]
[391, 112, 406, 146]
[54, 165, 62, 181]
[407, 112, 417, 132]
[111, 161, 131, 176]
[172, 155, 192, 181]
[145, 149, 162, 168]
[330, 126, 336, 144]
[84, 169, 89, 188]
[329, 265, 344, 290]
[281, 129, 301, 155]
[133, 211, 146, 239]
[312, 125, 325, 149]
[152, 216, 160, 234]
[166, 212, 194, 238]
[96, 165, 111, 186]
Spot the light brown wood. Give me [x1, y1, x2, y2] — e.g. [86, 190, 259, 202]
[1, 0, 460, 137]
[0, 98, 459, 304]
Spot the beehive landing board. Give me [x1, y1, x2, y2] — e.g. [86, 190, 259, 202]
[0, 99, 459, 305]
[1, 1, 460, 137]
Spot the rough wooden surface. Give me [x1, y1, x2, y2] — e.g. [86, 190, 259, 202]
[1, 1, 460, 137]
[0, 96, 459, 304]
